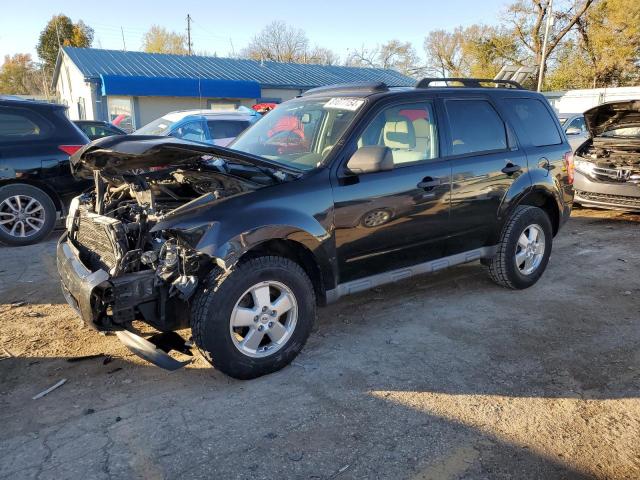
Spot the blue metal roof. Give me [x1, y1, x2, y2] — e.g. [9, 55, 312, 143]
[62, 47, 416, 90]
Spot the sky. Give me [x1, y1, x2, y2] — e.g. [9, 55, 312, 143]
[0, 0, 510, 61]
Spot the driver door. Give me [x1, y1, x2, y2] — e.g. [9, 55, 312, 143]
[332, 100, 452, 283]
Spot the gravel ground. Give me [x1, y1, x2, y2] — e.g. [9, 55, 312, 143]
[1, 207, 639, 480]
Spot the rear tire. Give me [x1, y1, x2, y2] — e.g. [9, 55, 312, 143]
[487, 205, 553, 289]
[191, 256, 316, 379]
[0, 184, 56, 246]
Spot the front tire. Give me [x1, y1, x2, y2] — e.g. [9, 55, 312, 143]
[0, 184, 56, 246]
[487, 205, 553, 289]
[191, 256, 316, 379]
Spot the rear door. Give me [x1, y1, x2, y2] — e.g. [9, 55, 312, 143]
[441, 95, 530, 254]
[332, 98, 452, 282]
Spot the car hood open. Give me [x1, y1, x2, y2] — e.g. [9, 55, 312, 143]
[70, 135, 299, 178]
[583, 100, 640, 137]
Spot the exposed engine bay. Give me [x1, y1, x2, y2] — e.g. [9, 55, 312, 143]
[576, 136, 640, 183]
[64, 136, 296, 332]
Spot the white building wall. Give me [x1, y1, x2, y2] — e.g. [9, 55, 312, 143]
[55, 52, 96, 120]
[135, 96, 256, 127]
[544, 86, 640, 114]
[261, 88, 303, 102]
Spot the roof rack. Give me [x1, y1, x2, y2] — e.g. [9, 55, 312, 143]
[416, 78, 523, 89]
[302, 82, 389, 97]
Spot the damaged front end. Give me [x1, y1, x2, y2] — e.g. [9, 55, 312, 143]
[57, 136, 295, 336]
[574, 101, 640, 211]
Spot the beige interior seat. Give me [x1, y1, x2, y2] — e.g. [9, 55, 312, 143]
[383, 116, 423, 164]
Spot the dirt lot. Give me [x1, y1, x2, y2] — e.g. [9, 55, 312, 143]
[1, 207, 639, 480]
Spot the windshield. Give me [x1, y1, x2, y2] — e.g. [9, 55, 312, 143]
[134, 116, 176, 136]
[230, 97, 365, 170]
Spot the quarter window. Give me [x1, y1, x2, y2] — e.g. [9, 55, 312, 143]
[356, 102, 439, 165]
[445, 99, 507, 155]
[0, 109, 49, 142]
[505, 98, 562, 146]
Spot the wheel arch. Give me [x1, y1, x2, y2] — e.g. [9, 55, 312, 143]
[517, 188, 560, 236]
[235, 237, 332, 306]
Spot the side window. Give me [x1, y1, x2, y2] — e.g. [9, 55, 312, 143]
[567, 117, 586, 133]
[0, 108, 50, 143]
[356, 102, 439, 165]
[504, 98, 562, 146]
[172, 121, 206, 142]
[444, 99, 507, 155]
[207, 120, 250, 140]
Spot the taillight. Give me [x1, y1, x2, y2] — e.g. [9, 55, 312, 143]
[58, 145, 83, 156]
[563, 151, 574, 184]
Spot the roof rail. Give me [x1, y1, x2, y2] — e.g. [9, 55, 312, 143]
[416, 78, 523, 89]
[302, 82, 389, 97]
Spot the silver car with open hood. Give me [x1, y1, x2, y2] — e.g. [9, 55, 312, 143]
[573, 100, 640, 211]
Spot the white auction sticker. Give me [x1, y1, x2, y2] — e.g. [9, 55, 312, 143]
[324, 97, 365, 111]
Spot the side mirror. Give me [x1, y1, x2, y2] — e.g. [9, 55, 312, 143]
[347, 146, 394, 174]
[566, 127, 581, 135]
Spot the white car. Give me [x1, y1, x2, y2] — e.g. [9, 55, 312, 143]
[134, 107, 260, 146]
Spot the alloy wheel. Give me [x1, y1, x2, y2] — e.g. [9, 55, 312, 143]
[229, 280, 298, 358]
[0, 195, 46, 238]
[515, 224, 546, 275]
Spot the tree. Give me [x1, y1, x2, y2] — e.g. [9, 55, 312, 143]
[346, 40, 420, 76]
[142, 25, 188, 55]
[504, 0, 594, 84]
[423, 25, 520, 78]
[0, 54, 42, 95]
[241, 21, 310, 63]
[546, 0, 640, 88]
[305, 46, 339, 65]
[36, 15, 93, 74]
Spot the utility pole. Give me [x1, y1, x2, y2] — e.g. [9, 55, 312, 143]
[186, 14, 193, 55]
[537, 0, 554, 92]
[120, 27, 127, 51]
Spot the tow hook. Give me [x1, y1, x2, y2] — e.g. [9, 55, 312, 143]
[116, 330, 193, 371]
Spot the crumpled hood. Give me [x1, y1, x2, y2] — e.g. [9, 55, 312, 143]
[70, 135, 298, 178]
[584, 100, 640, 137]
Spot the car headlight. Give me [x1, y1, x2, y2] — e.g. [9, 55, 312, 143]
[65, 196, 80, 231]
[574, 159, 595, 177]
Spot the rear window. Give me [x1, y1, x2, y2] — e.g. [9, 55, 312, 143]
[0, 108, 51, 142]
[444, 99, 507, 155]
[207, 120, 250, 140]
[505, 98, 562, 146]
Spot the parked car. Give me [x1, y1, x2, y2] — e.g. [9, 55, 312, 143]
[74, 120, 126, 141]
[558, 112, 589, 150]
[0, 97, 90, 246]
[133, 107, 260, 146]
[57, 78, 574, 379]
[573, 100, 640, 211]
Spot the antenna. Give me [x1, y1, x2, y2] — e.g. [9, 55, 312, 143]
[120, 26, 126, 51]
[186, 14, 193, 55]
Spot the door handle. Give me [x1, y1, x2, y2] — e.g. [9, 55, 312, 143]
[501, 163, 522, 175]
[417, 177, 441, 190]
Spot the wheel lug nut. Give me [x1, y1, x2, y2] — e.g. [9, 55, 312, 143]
[253, 316, 259, 322]
[262, 306, 268, 312]
[258, 325, 264, 331]
[271, 310, 277, 316]
[268, 322, 274, 328]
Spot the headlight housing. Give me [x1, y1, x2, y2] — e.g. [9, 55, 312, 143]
[574, 159, 595, 177]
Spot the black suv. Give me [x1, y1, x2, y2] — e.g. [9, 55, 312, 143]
[57, 79, 574, 379]
[0, 98, 90, 245]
